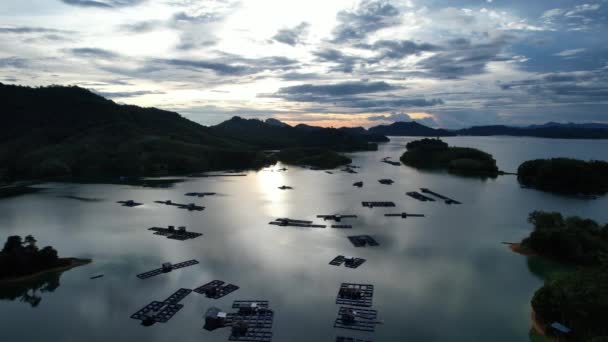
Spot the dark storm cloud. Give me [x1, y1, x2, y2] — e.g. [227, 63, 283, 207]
[277, 81, 398, 97]
[60, 0, 146, 8]
[69, 48, 119, 59]
[331, 0, 401, 43]
[272, 22, 310, 46]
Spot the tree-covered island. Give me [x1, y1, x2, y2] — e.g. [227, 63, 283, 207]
[399, 138, 500, 177]
[0, 235, 90, 283]
[511, 211, 608, 341]
[518, 158, 608, 196]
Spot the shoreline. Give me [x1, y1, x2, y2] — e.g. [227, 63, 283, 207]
[531, 307, 555, 341]
[506, 242, 539, 258]
[0, 257, 92, 284]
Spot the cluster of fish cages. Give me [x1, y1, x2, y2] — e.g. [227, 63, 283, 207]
[336, 283, 374, 307]
[378, 179, 394, 185]
[317, 214, 358, 222]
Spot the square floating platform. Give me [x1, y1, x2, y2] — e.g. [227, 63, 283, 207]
[329, 256, 366, 269]
[334, 307, 378, 332]
[227, 311, 274, 342]
[194, 280, 240, 299]
[136, 259, 199, 279]
[361, 202, 395, 208]
[185, 192, 217, 197]
[347, 235, 379, 248]
[336, 283, 374, 307]
[232, 300, 270, 310]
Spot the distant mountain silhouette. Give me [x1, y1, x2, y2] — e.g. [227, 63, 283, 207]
[368, 121, 455, 136]
[211, 116, 379, 151]
[366, 120, 608, 139]
[455, 125, 608, 139]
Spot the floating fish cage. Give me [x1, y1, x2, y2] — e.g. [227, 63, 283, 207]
[148, 226, 203, 241]
[334, 307, 379, 332]
[362, 202, 395, 208]
[406, 192, 435, 202]
[117, 200, 142, 207]
[384, 213, 425, 219]
[136, 259, 199, 279]
[131, 288, 192, 325]
[317, 214, 358, 222]
[194, 280, 240, 299]
[420, 188, 462, 204]
[329, 256, 366, 269]
[336, 283, 374, 307]
[347, 235, 379, 247]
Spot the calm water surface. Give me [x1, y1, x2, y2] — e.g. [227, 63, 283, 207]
[1, 136, 607, 342]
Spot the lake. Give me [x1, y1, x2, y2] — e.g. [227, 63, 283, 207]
[1, 136, 607, 342]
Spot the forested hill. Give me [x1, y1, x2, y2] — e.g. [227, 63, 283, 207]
[0, 84, 261, 180]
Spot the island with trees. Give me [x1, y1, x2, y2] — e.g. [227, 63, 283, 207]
[399, 138, 499, 177]
[0, 235, 90, 283]
[510, 211, 608, 341]
[518, 158, 608, 196]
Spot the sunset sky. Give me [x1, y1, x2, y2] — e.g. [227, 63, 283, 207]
[1, 0, 607, 128]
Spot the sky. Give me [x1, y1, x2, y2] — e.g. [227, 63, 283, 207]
[1, 0, 607, 128]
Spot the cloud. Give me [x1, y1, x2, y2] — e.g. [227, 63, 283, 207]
[60, 0, 147, 8]
[368, 112, 412, 121]
[276, 81, 398, 97]
[362, 39, 441, 60]
[331, 0, 402, 43]
[499, 69, 608, 102]
[94, 90, 164, 98]
[149, 54, 298, 76]
[414, 36, 513, 79]
[272, 22, 310, 46]
[68, 48, 119, 59]
[0, 26, 73, 34]
[313, 48, 362, 73]
[0, 57, 28, 69]
[554, 48, 586, 57]
[119, 20, 164, 33]
[269, 81, 443, 112]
